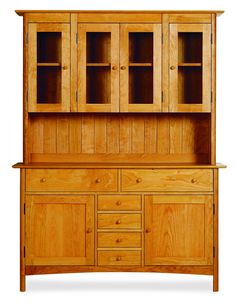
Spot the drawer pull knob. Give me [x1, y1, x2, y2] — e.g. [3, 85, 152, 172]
[120, 66, 126, 70]
[136, 178, 142, 183]
[170, 65, 175, 70]
[116, 256, 122, 261]
[116, 238, 122, 243]
[145, 228, 151, 233]
[96, 178, 101, 183]
[116, 201, 122, 206]
[62, 65, 68, 70]
[40, 178, 46, 183]
[112, 65, 118, 70]
[116, 219, 121, 225]
[191, 178, 197, 184]
[86, 228, 92, 234]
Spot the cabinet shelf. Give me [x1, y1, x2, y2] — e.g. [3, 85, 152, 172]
[86, 63, 110, 67]
[37, 63, 61, 67]
[129, 63, 153, 67]
[178, 63, 202, 67]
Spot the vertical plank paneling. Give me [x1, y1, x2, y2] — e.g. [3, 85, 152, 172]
[157, 116, 170, 154]
[43, 117, 57, 153]
[119, 115, 132, 153]
[57, 117, 69, 153]
[81, 115, 95, 153]
[132, 116, 145, 153]
[145, 115, 157, 153]
[107, 116, 119, 153]
[30, 116, 44, 154]
[170, 115, 183, 154]
[95, 114, 107, 153]
[182, 115, 195, 154]
[69, 115, 81, 153]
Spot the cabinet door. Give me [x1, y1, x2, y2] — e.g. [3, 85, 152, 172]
[28, 23, 70, 112]
[145, 195, 213, 265]
[26, 195, 94, 265]
[120, 24, 162, 112]
[169, 24, 211, 112]
[77, 24, 119, 112]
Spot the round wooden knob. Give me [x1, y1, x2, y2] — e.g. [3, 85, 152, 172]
[116, 219, 121, 225]
[62, 66, 68, 70]
[116, 238, 122, 243]
[86, 228, 92, 233]
[116, 201, 122, 206]
[145, 228, 151, 233]
[136, 178, 142, 183]
[116, 256, 122, 261]
[112, 65, 118, 70]
[40, 178, 46, 183]
[96, 178, 101, 183]
[120, 66, 126, 70]
[170, 66, 175, 70]
[191, 178, 197, 184]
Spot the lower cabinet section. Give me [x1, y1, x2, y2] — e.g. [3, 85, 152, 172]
[144, 195, 213, 265]
[26, 195, 95, 265]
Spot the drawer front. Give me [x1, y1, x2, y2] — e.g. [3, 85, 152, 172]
[26, 169, 118, 192]
[98, 195, 141, 211]
[98, 251, 141, 266]
[121, 169, 213, 192]
[98, 232, 141, 248]
[97, 213, 141, 229]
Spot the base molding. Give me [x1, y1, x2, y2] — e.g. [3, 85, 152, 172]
[26, 265, 213, 276]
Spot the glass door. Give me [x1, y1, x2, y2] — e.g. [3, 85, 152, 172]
[169, 24, 211, 112]
[77, 24, 119, 112]
[120, 24, 162, 112]
[28, 23, 70, 112]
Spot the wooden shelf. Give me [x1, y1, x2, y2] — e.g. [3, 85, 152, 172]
[37, 63, 61, 67]
[129, 63, 153, 67]
[86, 63, 111, 67]
[178, 63, 202, 67]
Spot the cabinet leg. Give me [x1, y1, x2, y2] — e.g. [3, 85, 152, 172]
[213, 269, 218, 292]
[20, 274, 26, 292]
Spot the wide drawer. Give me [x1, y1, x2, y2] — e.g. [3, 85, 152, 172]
[121, 169, 213, 192]
[98, 251, 141, 266]
[98, 195, 141, 211]
[97, 213, 141, 229]
[26, 169, 118, 192]
[98, 232, 141, 248]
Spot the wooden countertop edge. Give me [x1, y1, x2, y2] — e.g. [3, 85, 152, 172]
[12, 162, 227, 169]
[15, 10, 224, 16]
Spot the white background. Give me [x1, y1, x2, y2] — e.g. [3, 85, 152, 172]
[0, 0, 234, 300]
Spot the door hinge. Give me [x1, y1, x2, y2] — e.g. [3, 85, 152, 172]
[26, 90, 28, 104]
[25, 32, 28, 45]
[161, 91, 164, 103]
[213, 246, 215, 258]
[24, 203, 26, 215]
[211, 33, 213, 44]
[211, 91, 213, 103]
[76, 32, 78, 44]
[24, 246, 26, 258]
[162, 33, 164, 44]
[76, 90, 78, 102]
[213, 203, 215, 215]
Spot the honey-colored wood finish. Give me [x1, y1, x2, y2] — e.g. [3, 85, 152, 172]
[14, 10, 225, 292]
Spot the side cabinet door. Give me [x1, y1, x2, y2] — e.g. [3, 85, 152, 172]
[26, 195, 94, 265]
[77, 24, 119, 112]
[169, 24, 211, 112]
[120, 24, 162, 112]
[145, 195, 213, 265]
[28, 23, 70, 112]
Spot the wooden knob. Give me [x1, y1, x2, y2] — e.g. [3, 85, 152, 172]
[86, 228, 92, 233]
[112, 65, 118, 70]
[40, 178, 46, 183]
[62, 66, 68, 70]
[120, 66, 126, 70]
[116, 201, 122, 206]
[116, 256, 122, 261]
[116, 238, 122, 243]
[136, 178, 142, 183]
[170, 66, 175, 70]
[116, 219, 121, 225]
[96, 178, 101, 183]
[191, 178, 197, 184]
[145, 228, 151, 233]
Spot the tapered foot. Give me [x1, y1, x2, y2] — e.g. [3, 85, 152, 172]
[213, 273, 218, 292]
[20, 274, 26, 292]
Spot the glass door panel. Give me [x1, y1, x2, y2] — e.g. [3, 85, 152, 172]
[169, 24, 211, 112]
[120, 24, 161, 112]
[78, 24, 119, 112]
[28, 23, 70, 112]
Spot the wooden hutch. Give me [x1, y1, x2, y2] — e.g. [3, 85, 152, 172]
[13, 10, 225, 291]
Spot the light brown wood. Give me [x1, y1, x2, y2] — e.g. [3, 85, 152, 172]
[98, 251, 141, 265]
[98, 195, 141, 211]
[168, 14, 211, 23]
[98, 232, 141, 248]
[213, 169, 219, 291]
[26, 169, 118, 192]
[20, 169, 26, 292]
[121, 169, 213, 192]
[26, 13, 70, 23]
[98, 213, 141, 229]
[26, 195, 94, 265]
[70, 14, 78, 112]
[145, 195, 213, 265]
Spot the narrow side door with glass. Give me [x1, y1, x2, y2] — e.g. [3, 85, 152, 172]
[77, 24, 119, 112]
[169, 24, 211, 112]
[120, 24, 162, 112]
[28, 23, 70, 112]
